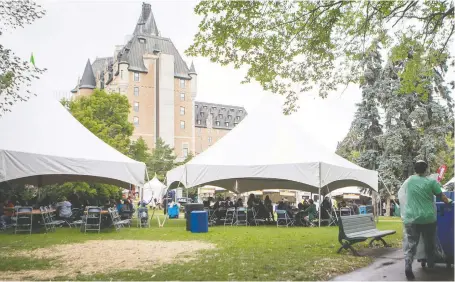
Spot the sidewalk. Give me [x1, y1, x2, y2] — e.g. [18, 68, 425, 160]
[332, 249, 454, 281]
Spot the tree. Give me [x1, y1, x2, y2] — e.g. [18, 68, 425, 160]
[129, 137, 151, 163]
[0, 1, 46, 115]
[65, 89, 134, 155]
[187, 1, 454, 112]
[338, 45, 453, 197]
[147, 137, 177, 181]
[40, 89, 135, 202]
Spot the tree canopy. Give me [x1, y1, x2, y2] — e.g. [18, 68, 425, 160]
[0, 0, 46, 116]
[187, 0, 454, 112]
[337, 44, 454, 197]
[147, 137, 177, 182]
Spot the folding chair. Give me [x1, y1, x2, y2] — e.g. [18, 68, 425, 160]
[84, 206, 102, 233]
[224, 207, 236, 226]
[69, 208, 84, 228]
[45, 207, 66, 228]
[251, 207, 266, 226]
[329, 209, 339, 226]
[276, 210, 295, 227]
[235, 207, 248, 226]
[204, 208, 217, 226]
[15, 207, 33, 234]
[136, 207, 150, 228]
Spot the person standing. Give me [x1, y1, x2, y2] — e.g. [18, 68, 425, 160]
[399, 160, 453, 280]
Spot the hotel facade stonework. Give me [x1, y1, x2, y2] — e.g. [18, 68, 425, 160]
[71, 3, 246, 161]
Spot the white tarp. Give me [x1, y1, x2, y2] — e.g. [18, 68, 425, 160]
[0, 95, 146, 187]
[142, 176, 166, 202]
[167, 99, 378, 194]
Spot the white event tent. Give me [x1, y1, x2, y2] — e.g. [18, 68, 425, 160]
[0, 95, 146, 187]
[142, 176, 167, 203]
[167, 100, 378, 196]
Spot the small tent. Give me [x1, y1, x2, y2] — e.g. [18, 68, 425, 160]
[167, 100, 378, 195]
[142, 176, 167, 203]
[0, 95, 146, 187]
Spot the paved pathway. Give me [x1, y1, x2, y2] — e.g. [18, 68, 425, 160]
[332, 248, 454, 281]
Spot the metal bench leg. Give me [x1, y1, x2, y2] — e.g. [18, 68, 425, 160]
[337, 242, 360, 256]
[369, 237, 390, 248]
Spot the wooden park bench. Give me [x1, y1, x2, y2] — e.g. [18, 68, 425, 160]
[337, 214, 396, 256]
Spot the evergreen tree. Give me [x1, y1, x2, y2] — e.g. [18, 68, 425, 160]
[147, 138, 177, 182]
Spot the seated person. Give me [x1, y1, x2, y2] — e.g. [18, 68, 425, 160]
[225, 197, 234, 208]
[297, 202, 304, 210]
[56, 197, 72, 219]
[116, 199, 123, 213]
[264, 195, 274, 221]
[303, 199, 317, 226]
[302, 199, 310, 210]
[247, 194, 255, 209]
[235, 198, 244, 208]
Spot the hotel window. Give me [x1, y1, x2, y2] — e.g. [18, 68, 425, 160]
[230, 108, 235, 112]
[197, 119, 201, 125]
[180, 79, 185, 88]
[134, 72, 140, 82]
[139, 38, 146, 44]
[208, 137, 212, 144]
[234, 122, 238, 127]
[133, 116, 139, 126]
[180, 93, 185, 101]
[180, 106, 185, 115]
[182, 144, 189, 158]
[218, 114, 222, 119]
[221, 107, 225, 111]
[215, 121, 220, 126]
[120, 70, 124, 79]
[239, 110, 243, 113]
[180, 121, 185, 129]
[236, 116, 240, 121]
[134, 87, 139, 96]
[203, 106, 207, 110]
[195, 104, 198, 109]
[228, 115, 232, 119]
[225, 122, 230, 127]
[134, 102, 139, 112]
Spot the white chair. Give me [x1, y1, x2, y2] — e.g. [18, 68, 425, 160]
[235, 207, 247, 226]
[224, 208, 236, 226]
[276, 210, 294, 227]
[15, 207, 33, 234]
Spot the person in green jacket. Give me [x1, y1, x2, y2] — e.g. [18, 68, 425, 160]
[400, 160, 453, 280]
[303, 199, 317, 226]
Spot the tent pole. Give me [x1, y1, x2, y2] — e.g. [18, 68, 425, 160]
[143, 169, 151, 203]
[318, 163, 321, 227]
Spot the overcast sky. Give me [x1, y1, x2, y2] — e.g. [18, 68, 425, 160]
[3, 0, 365, 151]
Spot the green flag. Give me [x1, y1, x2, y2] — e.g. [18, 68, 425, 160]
[30, 52, 35, 66]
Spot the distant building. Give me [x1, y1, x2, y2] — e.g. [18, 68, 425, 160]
[70, 3, 246, 161]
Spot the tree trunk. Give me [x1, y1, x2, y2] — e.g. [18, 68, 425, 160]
[386, 198, 391, 216]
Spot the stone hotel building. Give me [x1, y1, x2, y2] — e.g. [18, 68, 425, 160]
[71, 3, 246, 161]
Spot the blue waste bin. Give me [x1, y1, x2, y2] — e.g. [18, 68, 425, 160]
[190, 211, 208, 233]
[437, 192, 454, 259]
[359, 206, 367, 214]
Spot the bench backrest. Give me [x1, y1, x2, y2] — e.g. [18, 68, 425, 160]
[340, 214, 376, 235]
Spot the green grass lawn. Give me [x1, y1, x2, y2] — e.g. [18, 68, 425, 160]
[0, 218, 403, 281]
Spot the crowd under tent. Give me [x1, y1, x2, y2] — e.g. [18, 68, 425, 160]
[0, 95, 146, 188]
[166, 100, 378, 225]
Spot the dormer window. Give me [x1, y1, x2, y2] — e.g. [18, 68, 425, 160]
[218, 114, 223, 119]
[225, 122, 230, 127]
[203, 106, 207, 110]
[138, 38, 146, 44]
[230, 108, 235, 112]
[236, 116, 240, 121]
[197, 120, 201, 125]
[228, 115, 232, 119]
[239, 110, 243, 113]
[221, 107, 225, 111]
[215, 121, 220, 126]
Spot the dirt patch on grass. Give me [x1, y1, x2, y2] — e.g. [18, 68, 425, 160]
[2, 240, 215, 280]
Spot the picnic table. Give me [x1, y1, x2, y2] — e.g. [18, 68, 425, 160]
[4, 207, 56, 215]
[84, 210, 110, 215]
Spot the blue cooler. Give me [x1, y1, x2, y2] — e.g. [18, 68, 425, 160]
[190, 211, 208, 233]
[436, 192, 454, 265]
[168, 204, 179, 219]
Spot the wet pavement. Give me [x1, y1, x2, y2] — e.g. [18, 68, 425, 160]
[332, 248, 454, 281]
